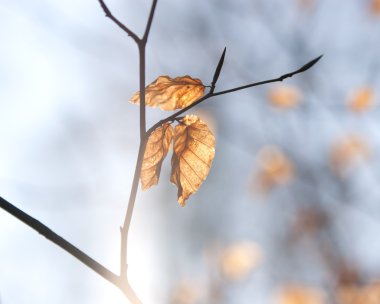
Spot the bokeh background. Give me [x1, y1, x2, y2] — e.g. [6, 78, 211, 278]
[1, 0, 380, 303]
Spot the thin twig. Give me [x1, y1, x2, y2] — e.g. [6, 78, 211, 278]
[147, 55, 323, 135]
[0, 196, 119, 283]
[98, 0, 140, 43]
[143, 0, 158, 42]
[119, 0, 159, 300]
[120, 139, 147, 279]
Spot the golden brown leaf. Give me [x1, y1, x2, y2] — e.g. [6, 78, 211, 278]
[348, 87, 375, 113]
[276, 285, 326, 304]
[268, 85, 302, 108]
[130, 75, 205, 111]
[141, 123, 173, 190]
[171, 115, 215, 206]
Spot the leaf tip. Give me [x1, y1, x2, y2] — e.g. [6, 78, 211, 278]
[178, 198, 186, 207]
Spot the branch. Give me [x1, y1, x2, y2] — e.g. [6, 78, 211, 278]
[213, 55, 323, 96]
[147, 54, 323, 135]
[119, 0, 158, 294]
[98, 0, 140, 43]
[0, 196, 119, 284]
[142, 0, 158, 42]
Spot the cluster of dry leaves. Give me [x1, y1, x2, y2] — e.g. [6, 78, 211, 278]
[130, 75, 215, 206]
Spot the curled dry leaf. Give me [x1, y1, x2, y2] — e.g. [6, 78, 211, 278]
[130, 75, 205, 111]
[141, 123, 173, 190]
[171, 115, 215, 206]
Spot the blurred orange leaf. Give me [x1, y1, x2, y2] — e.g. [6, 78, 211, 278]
[171, 115, 215, 206]
[335, 286, 362, 304]
[336, 281, 380, 304]
[330, 135, 370, 176]
[130, 75, 205, 110]
[371, 0, 380, 15]
[276, 285, 326, 304]
[361, 282, 380, 304]
[219, 241, 262, 281]
[268, 85, 302, 108]
[141, 123, 173, 190]
[253, 146, 294, 193]
[170, 279, 203, 304]
[348, 87, 375, 113]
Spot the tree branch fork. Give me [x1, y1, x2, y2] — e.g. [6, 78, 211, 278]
[0, 0, 322, 303]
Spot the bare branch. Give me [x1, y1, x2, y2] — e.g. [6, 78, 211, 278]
[0, 196, 118, 283]
[143, 0, 159, 42]
[147, 55, 323, 135]
[213, 55, 323, 96]
[98, 0, 140, 43]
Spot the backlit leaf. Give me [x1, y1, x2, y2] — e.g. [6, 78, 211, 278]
[141, 123, 173, 190]
[130, 75, 205, 111]
[171, 115, 215, 206]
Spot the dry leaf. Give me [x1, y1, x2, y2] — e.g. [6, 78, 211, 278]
[298, 0, 314, 10]
[130, 75, 205, 111]
[169, 279, 203, 304]
[348, 87, 375, 113]
[268, 85, 302, 108]
[361, 282, 380, 304]
[219, 241, 262, 281]
[335, 286, 362, 304]
[330, 135, 370, 176]
[253, 146, 294, 193]
[171, 115, 215, 206]
[276, 285, 326, 304]
[141, 123, 173, 190]
[371, 0, 380, 15]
